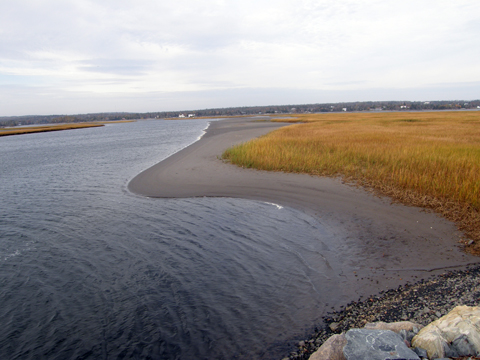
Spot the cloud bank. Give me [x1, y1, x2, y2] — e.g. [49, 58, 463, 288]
[1, 0, 479, 115]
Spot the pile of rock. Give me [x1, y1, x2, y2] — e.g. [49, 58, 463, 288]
[308, 306, 480, 360]
[283, 265, 480, 359]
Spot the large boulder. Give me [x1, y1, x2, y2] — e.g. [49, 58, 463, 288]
[309, 333, 347, 360]
[411, 305, 480, 359]
[364, 321, 423, 347]
[343, 329, 420, 360]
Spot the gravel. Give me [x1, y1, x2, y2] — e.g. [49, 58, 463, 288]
[283, 264, 480, 360]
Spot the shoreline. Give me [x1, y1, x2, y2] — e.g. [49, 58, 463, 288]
[288, 263, 480, 359]
[0, 120, 136, 137]
[0, 122, 104, 137]
[128, 116, 479, 357]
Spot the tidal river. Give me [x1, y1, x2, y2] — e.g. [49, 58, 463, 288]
[0, 119, 347, 359]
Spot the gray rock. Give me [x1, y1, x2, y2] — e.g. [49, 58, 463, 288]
[407, 329, 420, 343]
[343, 329, 420, 360]
[412, 347, 428, 358]
[451, 333, 478, 357]
[443, 341, 457, 358]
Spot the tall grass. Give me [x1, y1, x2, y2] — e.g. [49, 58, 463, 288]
[0, 123, 105, 137]
[223, 111, 480, 253]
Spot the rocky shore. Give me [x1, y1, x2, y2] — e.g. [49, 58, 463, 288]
[284, 264, 480, 359]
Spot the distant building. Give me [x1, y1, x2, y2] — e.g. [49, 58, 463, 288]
[179, 114, 186, 118]
[188, 114, 195, 118]
[342, 108, 347, 112]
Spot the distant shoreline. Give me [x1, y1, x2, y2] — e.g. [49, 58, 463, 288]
[0, 123, 104, 137]
[0, 120, 134, 137]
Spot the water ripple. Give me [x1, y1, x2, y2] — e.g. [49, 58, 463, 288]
[0, 120, 344, 359]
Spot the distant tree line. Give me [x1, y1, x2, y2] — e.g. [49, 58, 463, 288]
[1, 100, 479, 127]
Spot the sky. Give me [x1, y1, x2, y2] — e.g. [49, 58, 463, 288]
[0, 0, 479, 116]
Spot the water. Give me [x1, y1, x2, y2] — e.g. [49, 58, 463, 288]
[0, 119, 345, 359]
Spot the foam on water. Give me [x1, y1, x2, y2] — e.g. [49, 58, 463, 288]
[264, 201, 284, 210]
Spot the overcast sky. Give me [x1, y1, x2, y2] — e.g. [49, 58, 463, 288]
[1, 0, 479, 116]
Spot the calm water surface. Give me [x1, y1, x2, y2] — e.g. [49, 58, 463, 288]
[0, 119, 346, 359]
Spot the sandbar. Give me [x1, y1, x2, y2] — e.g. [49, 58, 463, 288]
[129, 117, 478, 301]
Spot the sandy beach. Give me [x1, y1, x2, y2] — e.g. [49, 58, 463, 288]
[129, 117, 478, 306]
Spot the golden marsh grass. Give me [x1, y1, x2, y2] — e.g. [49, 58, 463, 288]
[0, 123, 105, 137]
[223, 111, 480, 253]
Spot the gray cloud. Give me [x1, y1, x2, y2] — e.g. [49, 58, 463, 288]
[0, 0, 479, 115]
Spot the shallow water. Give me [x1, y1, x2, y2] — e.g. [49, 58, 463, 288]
[0, 119, 355, 359]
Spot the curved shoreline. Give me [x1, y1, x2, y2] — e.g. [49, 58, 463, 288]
[128, 117, 479, 349]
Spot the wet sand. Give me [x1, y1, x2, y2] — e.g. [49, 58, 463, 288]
[129, 117, 478, 305]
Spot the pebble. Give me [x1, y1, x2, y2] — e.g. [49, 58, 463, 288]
[329, 322, 340, 332]
[283, 264, 480, 359]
